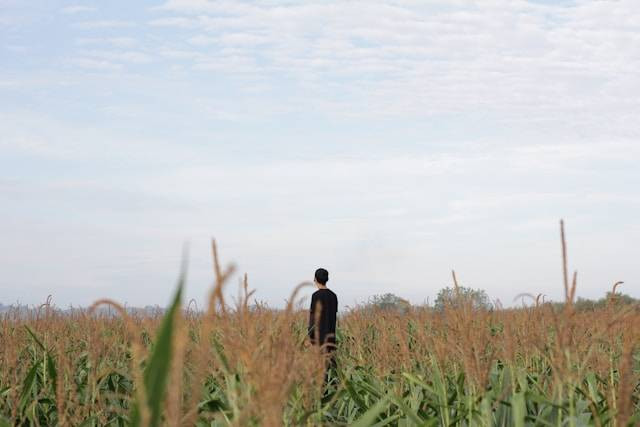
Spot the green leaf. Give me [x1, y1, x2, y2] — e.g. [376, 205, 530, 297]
[23, 326, 57, 396]
[24, 326, 45, 351]
[402, 373, 436, 394]
[370, 414, 401, 426]
[0, 386, 11, 397]
[388, 392, 424, 426]
[198, 398, 225, 413]
[19, 363, 39, 411]
[130, 274, 184, 427]
[511, 392, 526, 427]
[343, 378, 368, 412]
[77, 416, 98, 427]
[351, 396, 389, 427]
[46, 352, 57, 398]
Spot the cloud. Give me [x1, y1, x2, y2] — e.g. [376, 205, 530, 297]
[61, 5, 96, 14]
[187, 35, 218, 46]
[2, 0, 640, 306]
[4, 45, 28, 53]
[0, 79, 19, 88]
[157, 48, 204, 60]
[73, 20, 135, 29]
[76, 49, 153, 64]
[148, 16, 195, 28]
[141, 0, 640, 136]
[76, 37, 138, 47]
[69, 57, 124, 70]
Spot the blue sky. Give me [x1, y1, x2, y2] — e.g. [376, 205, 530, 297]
[1, 0, 639, 309]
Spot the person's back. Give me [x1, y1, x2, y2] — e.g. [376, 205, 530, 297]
[308, 268, 338, 351]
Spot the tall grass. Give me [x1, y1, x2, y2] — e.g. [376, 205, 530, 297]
[0, 224, 638, 426]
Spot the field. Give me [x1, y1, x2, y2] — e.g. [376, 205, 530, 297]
[1, 240, 639, 426]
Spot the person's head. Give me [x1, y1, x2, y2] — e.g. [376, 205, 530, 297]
[314, 268, 329, 288]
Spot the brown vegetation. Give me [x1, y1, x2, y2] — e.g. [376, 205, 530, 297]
[0, 224, 638, 425]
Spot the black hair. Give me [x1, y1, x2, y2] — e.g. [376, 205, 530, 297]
[314, 268, 329, 285]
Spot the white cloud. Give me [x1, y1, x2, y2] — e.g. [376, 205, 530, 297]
[79, 49, 153, 64]
[61, 5, 96, 14]
[76, 37, 138, 47]
[73, 20, 135, 29]
[157, 48, 204, 60]
[69, 57, 124, 70]
[0, 79, 18, 88]
[2, 0, 640, 306]
[148, 16, 195, 28]
[142, 0, 640, 136]
[4, 45, 28, 52]
[187, 35, 218, 46]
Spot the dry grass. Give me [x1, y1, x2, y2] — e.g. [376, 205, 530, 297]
[1, 225, 638, 426]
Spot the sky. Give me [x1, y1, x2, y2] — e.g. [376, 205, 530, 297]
[1, 0, 639, 310]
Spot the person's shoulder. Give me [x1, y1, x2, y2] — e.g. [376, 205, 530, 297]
[312, 289, 327, 298]
[315, 288, 337, 299]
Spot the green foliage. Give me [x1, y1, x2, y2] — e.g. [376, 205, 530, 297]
[573, 292, 639, 311]
[2, 313, 636, 426]
[2, 281, 639, 425]
[364, 293, 412, 313]
[434, 286, 492, 311]
[130, 277, 183, 427]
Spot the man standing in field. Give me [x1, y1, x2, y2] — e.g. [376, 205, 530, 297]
[308, 268, 338, 386]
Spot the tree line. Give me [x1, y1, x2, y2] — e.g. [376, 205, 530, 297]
[362, 286, 639, 313]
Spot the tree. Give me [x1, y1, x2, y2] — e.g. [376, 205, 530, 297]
[573, 292, 638, 311]
[434, 286, 491, 311]
[365, 293, 411, 314]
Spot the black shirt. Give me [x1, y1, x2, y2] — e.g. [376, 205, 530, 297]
[308, 288, 338, 348]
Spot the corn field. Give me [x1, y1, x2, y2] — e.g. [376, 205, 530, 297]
[1, 232, 638, 426]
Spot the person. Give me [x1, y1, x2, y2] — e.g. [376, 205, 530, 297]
[308, 268, 338, 388]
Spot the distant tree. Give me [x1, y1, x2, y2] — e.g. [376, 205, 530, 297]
[542, 290, 639, 312]
[434, 286, 491, 311]
[365, 293, 411, 314]
[604, 292, 637, 306]
[574, 297, 600, 311]
[573, 292, 638, 311]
